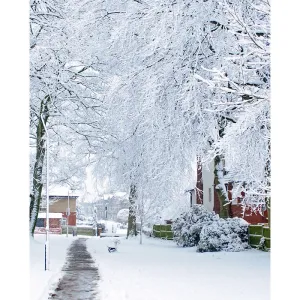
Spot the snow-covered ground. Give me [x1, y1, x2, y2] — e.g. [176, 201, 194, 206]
[30, 234, 269, 300]
[30, 234, 75, 300]
[87, 236, 270, 300]
[99, 220, 127, 237]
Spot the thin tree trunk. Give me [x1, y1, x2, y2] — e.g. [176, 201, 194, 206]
[267, 198, 270, 228]
[139, 217, 143, 245]
[29, 96, 50, 236]
[196, 157, 203, 204]
[265, 141, 271, 228]
[213, 115, 233, 219]
[127, 184, 137, 238]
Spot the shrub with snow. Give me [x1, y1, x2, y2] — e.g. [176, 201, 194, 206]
[172, 205, 249, 252]
[197, 217, 249, 252]
[172, 205, 217, 247]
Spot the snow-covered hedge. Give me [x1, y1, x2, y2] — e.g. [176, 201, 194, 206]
[172, 205, 216, 247]
[172, 205, 249, 252]
[197, 218, 249, 252]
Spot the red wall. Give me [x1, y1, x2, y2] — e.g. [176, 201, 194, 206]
[62, 212, 76, 226]
[213, 183, 268, 224]
[42, 218, 61, 228]
[230, 204, 268, 224]
[34, 218, 62, 234]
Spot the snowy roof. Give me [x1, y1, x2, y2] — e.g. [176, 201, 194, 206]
[48, 185, 81, 197]
[38, 213, 62, 219]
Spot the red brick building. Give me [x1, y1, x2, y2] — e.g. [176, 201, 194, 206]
[212, 183, 268, 224]
[195, 161, 268, 225]
[49, 195, 78, 226]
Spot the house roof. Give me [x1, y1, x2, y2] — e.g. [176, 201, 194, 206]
[49, 185, 81, 197]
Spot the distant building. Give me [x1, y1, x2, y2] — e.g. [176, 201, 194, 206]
[39, 194, 79, 227]
[49, 195, 78, 226]
[81, 195, 129, 221]
[98, 196, 129, 221]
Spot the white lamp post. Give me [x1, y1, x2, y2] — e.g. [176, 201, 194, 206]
[40, 114, 50, 271]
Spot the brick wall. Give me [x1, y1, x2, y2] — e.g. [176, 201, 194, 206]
[62, 212, 76, 226]
[42, 218, 62, 228]
[230, 205, 268, 224]
[213, 183, 268, 224]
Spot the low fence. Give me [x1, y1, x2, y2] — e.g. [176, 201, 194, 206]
[34, 227, 62, 234]
[248, 224, 270, 251]
[153, 225, 173, 240]
[62, 225, 95, 236]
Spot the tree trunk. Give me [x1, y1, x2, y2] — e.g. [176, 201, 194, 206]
[196, 157, 203, 204]
[266, 197, 270, 228]
[127, 184, 138, 238]
[265, 142, 271, 228]
[29, 96, 50, 236]
[214, 155, 229, 218]
[139, 216, 143, 245]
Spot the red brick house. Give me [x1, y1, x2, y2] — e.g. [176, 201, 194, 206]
[194, 161, 268, 225]
[212, 183, 268, 224]
[38, 193, 79, 231]
[49, 195, 78, 226]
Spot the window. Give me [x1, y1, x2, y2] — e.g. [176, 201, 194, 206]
[208, 188, 212, 202]
[36, 218, 44, 227]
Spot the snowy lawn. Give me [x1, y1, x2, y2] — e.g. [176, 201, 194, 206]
[87, 235, 270, 300]
[101, 228, 127, 237]
[30, 234, 75, 300]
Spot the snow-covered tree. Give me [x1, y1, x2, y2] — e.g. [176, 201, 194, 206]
[76, 202, 86, 221]
[29, 0, 271, 234]
[194, 0, 270, 217]
[29, 0, 107, 235]
[117, 208, 129, 224]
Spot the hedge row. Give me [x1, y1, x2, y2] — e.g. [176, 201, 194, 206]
[153, 225, 173, 240]
[61, 226, 95, 236]
[249, 225, 270, 250]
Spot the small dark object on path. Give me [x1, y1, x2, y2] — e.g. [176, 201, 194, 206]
[107, 246, 117, 253]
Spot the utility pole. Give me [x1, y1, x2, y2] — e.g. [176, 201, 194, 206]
[41, 114, 50, 271]
[66, 190, 70, 237]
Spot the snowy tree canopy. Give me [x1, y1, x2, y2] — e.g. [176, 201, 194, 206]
[30, 0, 271, 233]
